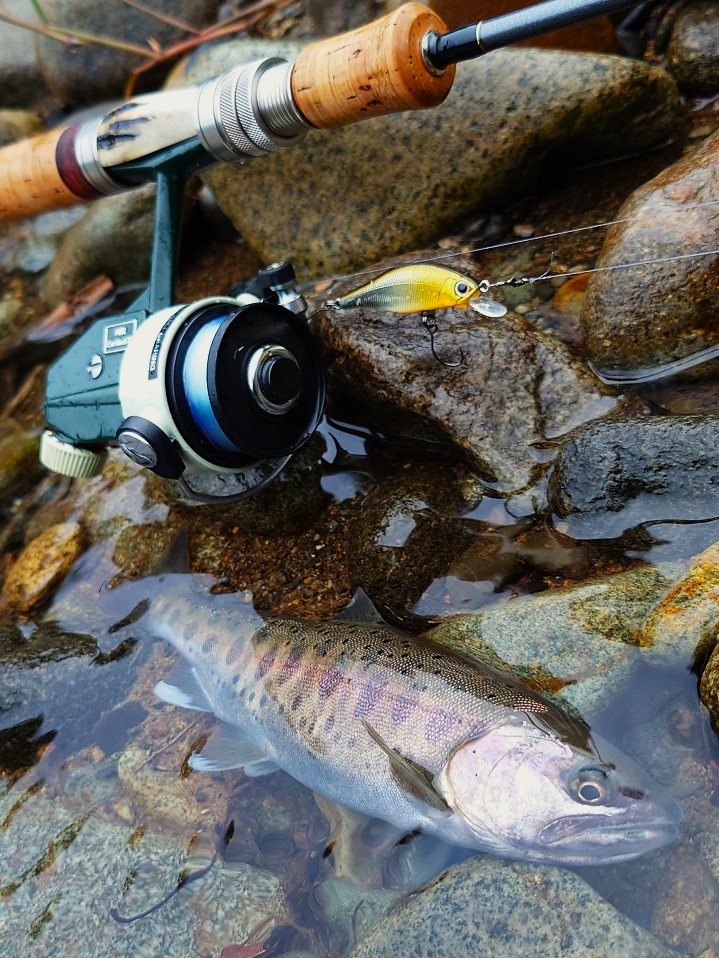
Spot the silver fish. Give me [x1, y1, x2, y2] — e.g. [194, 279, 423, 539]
[148, 580, 681, 866]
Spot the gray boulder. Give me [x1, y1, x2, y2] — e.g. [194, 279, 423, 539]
[668, 0, 719, 96]
[351, 857, 680, 958]
[35, 0, 220, 105]
[581, 129, 719, 381]
[547, 414, 719, 540]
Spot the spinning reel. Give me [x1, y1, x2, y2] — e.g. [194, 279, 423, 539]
[40, 138, 325, 503]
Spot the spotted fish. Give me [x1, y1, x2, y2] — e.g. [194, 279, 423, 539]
[148, 580, 681, 866]
[326, 264, 507, 317]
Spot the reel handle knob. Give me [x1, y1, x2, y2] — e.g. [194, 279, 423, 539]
[116, 416, 185, 479]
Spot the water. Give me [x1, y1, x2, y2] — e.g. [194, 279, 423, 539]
[1, 405, 719, 956]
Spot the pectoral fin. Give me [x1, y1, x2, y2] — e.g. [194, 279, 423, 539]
[362, 721, 449, 813]
[189, 722, 279, 775]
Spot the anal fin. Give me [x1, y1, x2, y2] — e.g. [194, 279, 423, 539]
[154, 662, 213, 712]
[189, 721, 279, 775]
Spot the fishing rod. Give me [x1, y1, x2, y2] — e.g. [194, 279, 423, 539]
[0, 0, 639, 224]
[0, 0, 645, 499]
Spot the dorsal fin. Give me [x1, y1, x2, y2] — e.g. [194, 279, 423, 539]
[362, 721, 450, 813]
[333, 588, 385, 624]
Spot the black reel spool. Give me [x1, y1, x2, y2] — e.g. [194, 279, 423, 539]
[167, 300, 325, 472]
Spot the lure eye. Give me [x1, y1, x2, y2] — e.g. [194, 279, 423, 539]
[570, 765, 611, 805]
[454, 281, 469, 296]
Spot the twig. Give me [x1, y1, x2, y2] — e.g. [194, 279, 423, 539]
[0, 4, 152, 56]
[135, 717, 202, 772]
[123, 0, 294, 96]
[116, 0, 202, 37]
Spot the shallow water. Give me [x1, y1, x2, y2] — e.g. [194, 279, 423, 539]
[2, 404, 719, 957]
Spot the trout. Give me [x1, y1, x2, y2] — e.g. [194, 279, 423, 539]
[148, 580, 681, 865]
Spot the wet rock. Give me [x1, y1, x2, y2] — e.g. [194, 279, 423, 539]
[43, 184, 155, 304]
[347, 465, 594, 627]
[350, 857, 679, 958]
[0, 418, 41, 507]
[547, 414, 719, 540]
[580, 130, 719, 380]
[668, 0, 719, 96]
[0, 791, 283, 955]
[174, 39, 678, 277]
[35, 0, 220, 105]
[429, 0, 618, 51]
[427, 562, 683, 718]
[0, 0, 49, 107]
[639, 540, 719, 668]
[0, 521, 84, 614]
[346, 465, 488, 627]
[651, 844, 719, 956]
[699, 640, 719, 723]
[315, 300, 616, 496]
[0, 108, 42, 146]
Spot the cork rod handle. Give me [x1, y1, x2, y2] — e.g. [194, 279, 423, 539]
[0, 127, 85, 223]
[290, 2, 455, 129]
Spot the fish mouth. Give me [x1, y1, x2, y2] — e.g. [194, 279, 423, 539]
[538, 804, 682, 859]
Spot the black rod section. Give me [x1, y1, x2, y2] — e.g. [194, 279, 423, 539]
[425, 0, 641, 70]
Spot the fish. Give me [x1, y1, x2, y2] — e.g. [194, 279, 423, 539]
[326, 264, 507, 317]
[147, 580, 682, 866]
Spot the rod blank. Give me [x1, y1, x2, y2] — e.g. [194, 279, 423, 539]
[425, 0, 641, 69]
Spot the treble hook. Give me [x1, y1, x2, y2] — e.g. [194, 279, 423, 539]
[420, 313, 464, 368]
[479, 252, 556, 291]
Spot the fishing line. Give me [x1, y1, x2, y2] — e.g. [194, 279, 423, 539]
[310, 198, 719, 288]
[485, 245, 719, 289]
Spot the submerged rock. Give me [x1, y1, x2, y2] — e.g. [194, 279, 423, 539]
[348, 464, 595, 627]
[174, 39, 678, 277]
[350, 857, 679, 958]
[639, 541, 719, 668]
[346, 465, 487, 627]
[580, 130, 719, 380]
[0, 791, 284, 955]
[651, 845, 719, 956]
[0, 419, 41, 508]
[35, 0, 220, 105]
[0, 522, 84, 614]
[547, 414, 719, 540]
[315, 300, 616, 496]
[426, 562, 683, 718]
[668, 0, 719, 96]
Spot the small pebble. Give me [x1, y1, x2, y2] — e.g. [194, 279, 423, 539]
[0, 521, 84, 614]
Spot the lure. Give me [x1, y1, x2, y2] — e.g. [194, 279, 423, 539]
[325, 264, 508, 317]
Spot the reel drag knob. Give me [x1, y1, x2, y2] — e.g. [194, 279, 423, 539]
[247, 344, 302, 414]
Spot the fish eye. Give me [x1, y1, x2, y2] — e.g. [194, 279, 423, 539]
[454, 281, 469, 296]
[571, 765, 611, 805]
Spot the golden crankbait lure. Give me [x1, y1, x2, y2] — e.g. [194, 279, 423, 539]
[324, 264, 508, 318]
